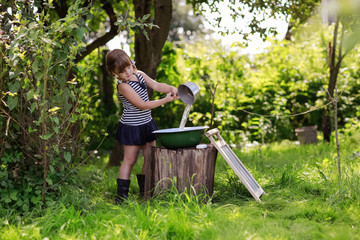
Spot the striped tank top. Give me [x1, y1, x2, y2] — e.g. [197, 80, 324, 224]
[117, 73, 152, 126]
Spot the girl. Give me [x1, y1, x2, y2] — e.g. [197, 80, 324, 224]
[106, 49, 179, 204]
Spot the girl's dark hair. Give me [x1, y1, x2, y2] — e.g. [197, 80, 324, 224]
[105, 49, 136, 76]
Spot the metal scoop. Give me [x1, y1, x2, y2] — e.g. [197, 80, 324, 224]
[178, 82, 200, 105]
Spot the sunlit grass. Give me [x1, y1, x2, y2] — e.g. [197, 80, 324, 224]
[1, 131, 359, 239]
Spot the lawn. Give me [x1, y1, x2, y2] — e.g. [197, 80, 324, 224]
[1, 130, 359, 240]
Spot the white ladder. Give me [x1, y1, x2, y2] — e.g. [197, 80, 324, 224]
[205, 128, 266, 201]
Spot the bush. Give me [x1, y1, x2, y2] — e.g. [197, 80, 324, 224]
[0, 1, 89, 210]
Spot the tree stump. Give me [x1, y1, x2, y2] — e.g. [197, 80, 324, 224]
[295, 125, 318, 144]
[144, 145, 218, 199]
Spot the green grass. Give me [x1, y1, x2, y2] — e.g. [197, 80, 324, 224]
[1, 131, 360, 239]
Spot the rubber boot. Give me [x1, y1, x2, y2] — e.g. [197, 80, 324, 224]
[136, 174, 145, 197]
[115, 178, 130, 204]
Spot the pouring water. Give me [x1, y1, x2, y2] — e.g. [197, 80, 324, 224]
[179, 104, 192, 130]
[178, 82, 200, 130]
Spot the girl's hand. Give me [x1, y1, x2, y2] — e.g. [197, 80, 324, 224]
[165, 92, 178, 102]
[169, 86, 179, 100]
[170, 86, 178, 96]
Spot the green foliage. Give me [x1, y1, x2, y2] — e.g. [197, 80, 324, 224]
[0, 1, 89, 210]
[75, 49, 120, 150]
[151, 23, 360, 145]
[116, 13, 159, 41]
[0, 148, 37, 212]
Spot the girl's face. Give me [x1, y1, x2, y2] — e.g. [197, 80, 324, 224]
[116, 65, 134, 81]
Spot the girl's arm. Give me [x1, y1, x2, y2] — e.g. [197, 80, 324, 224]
[138, 71, 178, 96]
[118, 83, 176, 111]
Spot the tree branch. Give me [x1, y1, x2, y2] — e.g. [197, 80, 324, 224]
[207, 81, 218, 129]
[75, 2, 118, 63]
[330, 17, 340, 70]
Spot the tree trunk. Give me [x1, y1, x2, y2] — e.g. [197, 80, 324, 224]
[285, 23, 293, 41]
[133, 0, 173, 99]
[322, 109, 332, 142]
[101, 50, 115, 113]
[322, 18, 342, 142]
[108, 140, 124, 167]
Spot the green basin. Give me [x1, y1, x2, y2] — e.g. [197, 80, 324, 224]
[153, 126, 209, 149]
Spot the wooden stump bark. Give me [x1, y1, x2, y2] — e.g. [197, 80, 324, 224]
[145, 145, 218, 199]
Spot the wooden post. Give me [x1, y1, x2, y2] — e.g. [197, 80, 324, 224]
[145, 145, 217, 199]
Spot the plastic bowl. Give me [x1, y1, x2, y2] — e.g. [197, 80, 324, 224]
[153, 126, 209, 149]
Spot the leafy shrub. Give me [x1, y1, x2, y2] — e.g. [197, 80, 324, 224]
[0, 1, 88, 210]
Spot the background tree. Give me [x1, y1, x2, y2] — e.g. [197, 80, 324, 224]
[321, 0, 360, 141]
[169, 0, 209, 42]
[187, 0, 321, 42]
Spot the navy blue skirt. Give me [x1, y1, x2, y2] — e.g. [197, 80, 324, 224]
[115, 119, 158, 145]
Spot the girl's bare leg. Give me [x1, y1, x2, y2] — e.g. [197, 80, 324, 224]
[118, 145, 140, 179]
